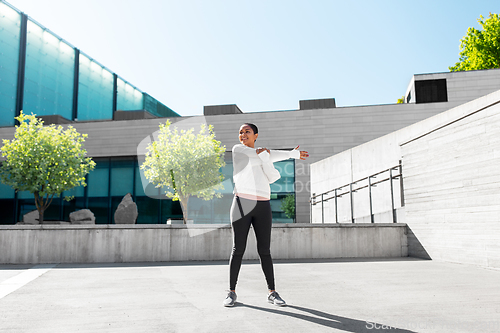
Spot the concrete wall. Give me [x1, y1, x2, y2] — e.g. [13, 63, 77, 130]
[401, 95, 500, 269]
[311, 89, 500, 269]
[0, 224, 408, 264]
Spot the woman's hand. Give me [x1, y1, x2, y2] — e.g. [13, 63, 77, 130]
[295, 145, 309, 160]
[256, 147, 270, 154]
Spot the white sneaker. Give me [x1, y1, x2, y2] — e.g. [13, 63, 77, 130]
[223, 291, 237, 307]
[268, 291, 286, 306]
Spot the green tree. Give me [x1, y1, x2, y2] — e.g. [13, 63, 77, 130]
[280, 194, 295, 222]
[449, 13, 500, 72]
[397, 96, 404, 104]
[0, 112, 95, 223]
[141, 120, 226, 223]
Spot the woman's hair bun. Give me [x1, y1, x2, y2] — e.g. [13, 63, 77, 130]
[243, 123, 258, 134]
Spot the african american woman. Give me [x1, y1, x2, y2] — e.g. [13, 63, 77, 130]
[223, 123, 309, 307]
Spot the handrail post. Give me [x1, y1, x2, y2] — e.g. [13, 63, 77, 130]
[334, 188, 338, 223]
[369, 176, 374, 223]
[350, 183, 354, 223]
[310, 193, 314, 223]
[390, 168, 396, 223]
[399, 160, 405, 207]
[321, 193, 324, 224]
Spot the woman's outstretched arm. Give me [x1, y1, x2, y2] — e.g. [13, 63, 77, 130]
[269, 146, 309, 163]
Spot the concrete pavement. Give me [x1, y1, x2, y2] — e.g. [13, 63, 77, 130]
[0, 258, 499, 333]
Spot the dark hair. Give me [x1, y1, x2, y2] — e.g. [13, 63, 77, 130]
[243, 123, 258, 134]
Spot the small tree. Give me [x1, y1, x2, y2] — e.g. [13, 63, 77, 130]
[141, 120, 226, 223]
[449, 13, 500, 72]
[0, 112, 95, 223]
[280, 194, 295, 222]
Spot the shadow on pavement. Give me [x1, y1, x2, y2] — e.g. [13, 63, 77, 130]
[238, 303, 416, 333]
[51, 257, 428, 270]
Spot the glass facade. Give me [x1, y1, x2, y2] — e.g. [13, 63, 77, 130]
[116, 78, 143, 112]
[0, 2, 20, 127]
[143, 93, 179, 118]
[23, 20, 74, 119]
[77, 54, 114, 121]
[0, 157, 295, 225]
[0, 2, 179, 126]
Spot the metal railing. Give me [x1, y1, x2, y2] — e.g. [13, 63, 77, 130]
[310, 160, 404, 223]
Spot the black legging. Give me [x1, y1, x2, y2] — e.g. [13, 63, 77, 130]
[229, 196, 275, 291]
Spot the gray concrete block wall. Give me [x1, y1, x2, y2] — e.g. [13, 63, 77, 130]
[311, 89, 500, 269]
[401, 97, 500, 269]
[0, 224, 407, 264]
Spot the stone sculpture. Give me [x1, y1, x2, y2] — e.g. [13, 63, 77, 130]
[22, 210, 39, 224]
[69, 209, 96, 224]
[114, 193, 138, 224]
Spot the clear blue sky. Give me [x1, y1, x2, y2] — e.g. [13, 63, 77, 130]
[5, 0, 499, 116]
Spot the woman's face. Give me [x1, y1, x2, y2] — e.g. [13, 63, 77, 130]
[239, 124, 258, 147]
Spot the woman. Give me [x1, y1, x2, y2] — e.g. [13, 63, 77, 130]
[223, 123, 309, 307]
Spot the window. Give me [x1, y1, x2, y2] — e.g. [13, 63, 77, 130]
[415, 79, 448, 103]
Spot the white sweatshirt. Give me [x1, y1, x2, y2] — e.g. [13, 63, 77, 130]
[232, 144, 301, 200]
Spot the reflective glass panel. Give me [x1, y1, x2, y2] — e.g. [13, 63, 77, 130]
[271, 160, 295, 194]
[110, 157, 134, 196]
[24, 20, 74, 119]
[86, 158, 109, 223]
[116, 78, 143, 111]
[110, 157, 135, 223]
[0, 199, 15, 224]
[17, 198, 36, 222]
[136, 196, 159, 224]
[77, 54, 113, 120]
[17, 189, 34, 199]
[0, 3, 21, 126]
[0, 182, 15, 199]
[161, 199, 183, 223]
